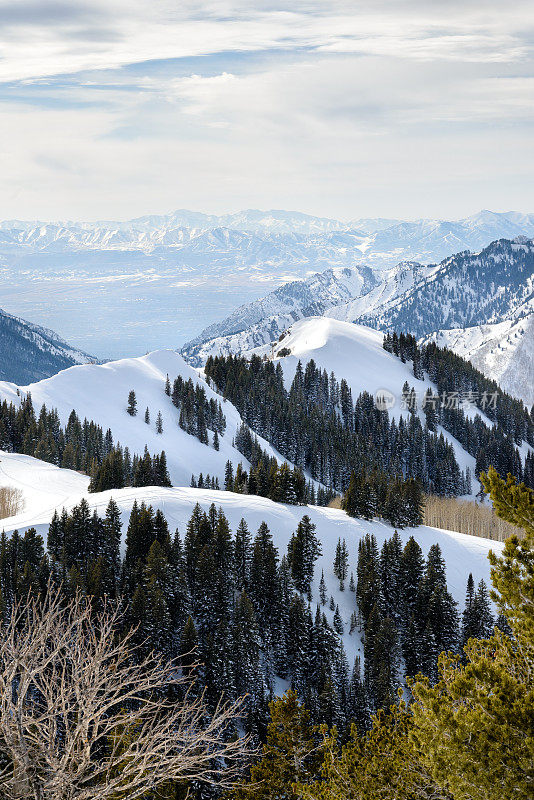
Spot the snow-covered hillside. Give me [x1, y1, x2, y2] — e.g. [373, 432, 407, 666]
[0, 448, 502, 666]
[422, 312, 534, 408]
[248, 317, 486, 486]
[0, 308, 95, 384]
[0, 350, 288, 488]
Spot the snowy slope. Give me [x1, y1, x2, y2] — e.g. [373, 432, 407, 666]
[0, 350, 289, 488]
[181, 266, 377, 366]
[0, 449, 503, 666]
[248, 317, 501, 490]
[182, 238, 534, 374]
[422, 313, 534, 408]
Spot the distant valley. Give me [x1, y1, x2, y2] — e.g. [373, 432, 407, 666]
[2, 208, 534, 360]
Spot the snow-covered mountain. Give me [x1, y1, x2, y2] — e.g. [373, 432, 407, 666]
[181, 266, 378, 365]
[422, 314, 534, 408]
[361, 238, 534, 336]
[3, 209, 534, 359]
[0, 308, 95, 384]
[0, 447, 502, 667]
[182, 238, 534, 405]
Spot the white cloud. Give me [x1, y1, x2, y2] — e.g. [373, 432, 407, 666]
[0, 1, 533, 219]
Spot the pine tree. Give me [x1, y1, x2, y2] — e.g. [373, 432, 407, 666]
[127, 390, 137, 416]
[234, 518, 252, 593]
[288, 515, 321, 598]
[333, 538, 349, 590]
[156, 411, 163, 433]
[333, 605, 344, 635]
[319, 570, 327, 605]
[144, 407, 150, 424]
[461, 572, 477, 647]
[230, 691, 321, 800]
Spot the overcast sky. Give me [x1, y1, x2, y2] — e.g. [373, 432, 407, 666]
[1, 0, 533, 221]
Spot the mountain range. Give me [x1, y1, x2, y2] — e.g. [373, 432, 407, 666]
[2, 209, 534, 359]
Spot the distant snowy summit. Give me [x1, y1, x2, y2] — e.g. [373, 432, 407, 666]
[2, 209, 534, 272]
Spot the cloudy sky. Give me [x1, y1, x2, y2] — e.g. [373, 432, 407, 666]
[1, 0, 533, 221]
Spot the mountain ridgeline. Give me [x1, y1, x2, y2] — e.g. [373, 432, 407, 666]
[0, 308, 95, 384]
[182, 237, 534, 408]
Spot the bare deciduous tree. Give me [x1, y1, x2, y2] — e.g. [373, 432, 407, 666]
[0, 587, 248, 800]
[0, 486, 24, 519]
[423, 494, 523, 542]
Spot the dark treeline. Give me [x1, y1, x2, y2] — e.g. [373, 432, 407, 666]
[193, 425, 336, 506]
[204, 353, 467, 497]
[89, 445, 171, 492]
[168, 373, 226, 447]
[383, 332, 534, 488]
[0, 499, 497, 743]
[0, 394, 172, 494]
[342, 470, 424, 528]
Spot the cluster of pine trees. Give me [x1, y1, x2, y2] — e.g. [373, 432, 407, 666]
[0, 395, 115, 473]
[204, 354, 469, 496]
[0, 395, 173, 494]
[88, 445, 171, 492]
[167, 374, 226, 447]
[383, 332, 534, 487]
[230, 468, 533, 800]
[0, 496, 497, 745]
[342, 469, 424, 527]
[191, 455, 335, 506]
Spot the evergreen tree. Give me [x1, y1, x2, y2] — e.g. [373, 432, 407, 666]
[230, 691, 321, 800]
[234, 518, 252, 593]
[333, 538, 349, 590]
[156, 411, 163, 433]
[144, 407, 150, 424]
[332, 605, 344, 635]
[127, 390, 137, 416]
[288, 515, 321, 598]
[319, 570, 327, 606]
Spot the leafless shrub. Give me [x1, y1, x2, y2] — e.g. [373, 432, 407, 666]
[424, 494, 523, 542]
[0, 486, 24, 519]
[0, 587, 248, 800]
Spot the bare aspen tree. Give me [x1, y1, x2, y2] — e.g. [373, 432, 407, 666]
[0, 486, 24, 519]
[423, 494, 523, 542]
[0, 587, 248, 800]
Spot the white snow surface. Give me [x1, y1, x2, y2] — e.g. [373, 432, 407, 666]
[0, 448, 502, 667]
[0, 350, 289, 488]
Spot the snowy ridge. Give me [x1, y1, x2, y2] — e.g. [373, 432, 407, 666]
[181, 266, 377, 365]
[0, 448, 503, 666]
[181, 238, 534, 404]
[0, 350, 292, 489]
